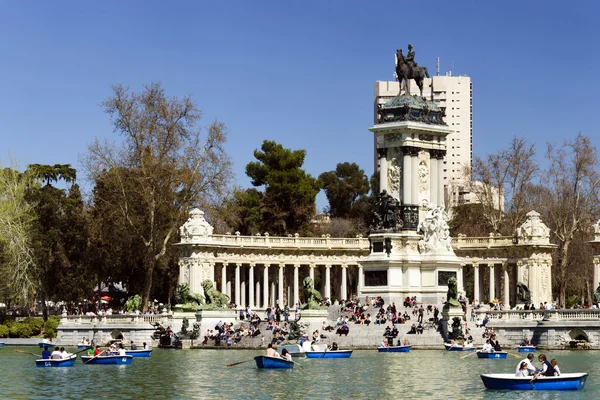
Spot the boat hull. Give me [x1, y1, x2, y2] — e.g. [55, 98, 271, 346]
[81, 355, 133, 365]
[36, 355, 77, 368]
[481, 373, 587, 391]
[125, 349, 152, 357]
[305, 350, 353, 358]
[254, 355, 294, 369]
[38, 343, 56, 348]
[517, 346, 536, 353]
[278, 344, 305, 357]
[377, 345, 411, 353]
[444, 344, 474, 352]
[77, 344, 91, 349]
[0, 343, 4, 347]
[477, 351, 507, 359]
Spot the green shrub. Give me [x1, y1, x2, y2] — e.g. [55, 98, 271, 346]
[44, 316, 60, 332]
[23, 317, 44, 336]
[17, 323, 32, 338]
[0, 325, 8, 338]
[45, 328, 56, 338]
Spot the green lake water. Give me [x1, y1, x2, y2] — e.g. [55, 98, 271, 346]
[0, 347, 598, 399]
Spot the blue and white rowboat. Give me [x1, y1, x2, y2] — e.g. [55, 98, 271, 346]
[38, 343, 56, 348]
[517, 345, 536, 353]
[0, 342, 4, 347]
[481, 373, 588, 391]
[254, 355, 294, 369]
[305, 350, 353, 358]
[477, 351, 508, 359]
[77, 344, 92, 349]
[377, 345, 411, 353]
[81, 355, 133, 365]
[125, 349, 152, 357]
[36, 355, 77, 368]
[444, 343, 474, 352]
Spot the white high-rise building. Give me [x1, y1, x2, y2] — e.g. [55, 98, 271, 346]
[374, 75, 472, 205]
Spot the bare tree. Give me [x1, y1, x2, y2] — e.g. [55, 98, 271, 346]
[536, 134, 600, 306]
[466, 137, 537, 234]
[83, 83, 233, 310]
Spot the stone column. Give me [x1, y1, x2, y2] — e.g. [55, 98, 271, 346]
[403, 149, 412, 204]
[221, 263, 227, 295]
[378, 148, 388, 193]
[411, 152, 419, 205]
[430, 155, 438, 206]
[503, 262, 510, 307]
[255, 270, 261, 309]
[249, 263, 255, 308]
[309, 264, 315, 282]
[240, 267, 246, 307]
[293, 264, 300, 307]
[324, 265, 331, 299]
[340, 264, 348, 301]
[358, 265, 363, 295]
[278, 264, 284, 307]
[489, 264, 495, 302]
[263, 264, 270, 308]
[473, 265, 480, 303]
[437, 151, 445, 206]
[235, 263, 241, 307]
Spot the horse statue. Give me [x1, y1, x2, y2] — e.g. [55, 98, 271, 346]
[396, 47, 430, 98]
[201, 279, 229, 309]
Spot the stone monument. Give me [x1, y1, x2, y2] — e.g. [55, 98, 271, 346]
[360, 45, 463, 305]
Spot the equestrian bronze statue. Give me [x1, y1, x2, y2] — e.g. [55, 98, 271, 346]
[396, 44, 430, 98]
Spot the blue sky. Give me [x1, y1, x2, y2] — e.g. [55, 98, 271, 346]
[1, 1, 599, 210]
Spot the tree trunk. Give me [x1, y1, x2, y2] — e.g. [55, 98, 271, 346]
[559, 240, 570, 307]
[141, 258, 155, 312]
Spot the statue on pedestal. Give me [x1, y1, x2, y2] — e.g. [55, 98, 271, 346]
[445, 277, 462, 309]
[200, 280, 229, 309]
[395, 44, 430, 98]
[302, 277, 323, 309]
[516, 282, 531, 304]
[594, 284, 600, 305]
[370, 190, 401, 231]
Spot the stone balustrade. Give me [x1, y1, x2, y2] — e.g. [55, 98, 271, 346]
[208, 234, 370, 250]
[61, 314, 172, 325]
[476, 309, 600, 322]
[453, 236, 514, 248]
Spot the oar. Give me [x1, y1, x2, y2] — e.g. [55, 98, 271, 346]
[14, 349, 41, 358]
[507, 352, 522, 359]
[460, 351, 477, 359]
[226, 359, 253, 368]
[84, 350, 104, 364]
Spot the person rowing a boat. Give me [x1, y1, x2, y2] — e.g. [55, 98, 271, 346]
[41, 345, 51, 360]
[280, 348, 292, 361]
[93, 345, 103, 356]
[266, 343, 280, 358]
[514, 353, 537, 376]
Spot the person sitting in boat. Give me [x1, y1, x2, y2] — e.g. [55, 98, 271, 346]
[93, 345, 103, 356]
[515, 361, 529, 377]
[380, 339, 388, 348]
[59, 347, 71, 359]
[490, 334, 502, 351]
[538, 354, 556, 376]
[515, 353, 537, 376]
[330, 342, 339, 351]
[143, 342, 149, 350]
[50, 347, 62, 359]
[266, 343, 280, 358]
[481, 339, 494, 353]
[118, 344, 127, 356]
[550, 359, 561, 376]
[519, 337, 530, 346]
[280, 348, 292, 361]
[403, 338, 410, 346]
[41, 345, 51, 360]
[130, 341, 137, 350]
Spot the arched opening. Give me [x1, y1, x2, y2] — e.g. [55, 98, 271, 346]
[568, 328, 589, 342]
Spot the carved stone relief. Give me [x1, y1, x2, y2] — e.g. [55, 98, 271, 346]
[387, 147, 401, 196]
[417, 150, 429, 194]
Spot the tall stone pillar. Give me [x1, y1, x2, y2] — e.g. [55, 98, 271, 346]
[358, 265, 363, 295]
[430, 155, 438, 205]
[341, 265, 348, 301]
[437, 151, 445, 206]
[263, 265, 270, 308]
[278, 264, 284, 307]
[473, 265, 480, 302]
[293, 264, 300, 307]
[378, 148, 388, 193]
[249, 264, 255, 308]
[324, 265, 331, 299]
[221, 263, 227, 295]
[489, 265, 495, 302]
[503, 262, 510, 307]
[411, 153, 418, 205]
[235, 263, 241, 307]
[402, 150, 412, 203]
[255, 270, 261, 309]
[240, 267, 246, 307]
[309, 264, 315, 282]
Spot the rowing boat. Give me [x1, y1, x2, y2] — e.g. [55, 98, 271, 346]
[305, 350, 353, 358]
[476, 351, 507, 359]
[36, 354, 77, 368]
[125, 349, 152, 357]
[517, 345, 536, 353]
[254, 355, 294, 369]
[38, 343, 56, 348]
[377, 345, 411, 353]
[481, 373, 587, 391]
[81, 355, 133, 365]
[444, 343, 474, 352]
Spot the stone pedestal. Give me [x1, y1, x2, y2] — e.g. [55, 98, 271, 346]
[441, 306, 465, 342]
[298, 309, 329, 336]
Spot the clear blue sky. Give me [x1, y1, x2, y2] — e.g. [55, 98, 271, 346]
[2, 1, 599, 210]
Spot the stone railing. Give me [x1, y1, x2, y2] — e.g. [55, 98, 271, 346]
[476, 309, 600, 322]
[61, 314, 173, 325]
[208, 234, 371, 250]
[453, 236, 514, 249]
